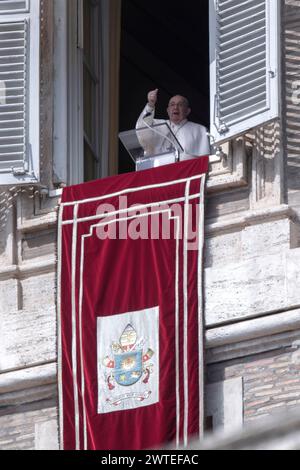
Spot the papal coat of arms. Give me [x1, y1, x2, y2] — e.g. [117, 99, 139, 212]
[101, 323, 155, 407]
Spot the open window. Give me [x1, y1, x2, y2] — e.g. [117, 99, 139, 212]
[54, 0, 280, 186]
[119, 0, 210, 173]
[0, 0, 40, 185]
[119, 0, 280, 176]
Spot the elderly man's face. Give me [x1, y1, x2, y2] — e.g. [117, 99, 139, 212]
[167, 95, 191, 124]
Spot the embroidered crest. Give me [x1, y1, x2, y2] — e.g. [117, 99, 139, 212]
[97, 307, 159, 414]
[102, 324, 154, 389]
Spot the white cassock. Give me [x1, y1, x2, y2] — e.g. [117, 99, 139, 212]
[136, 104, 211, 161]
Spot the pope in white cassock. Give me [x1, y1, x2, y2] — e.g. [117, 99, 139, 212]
[136, 89, 210, 161]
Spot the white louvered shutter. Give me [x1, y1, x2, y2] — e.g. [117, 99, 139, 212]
[0, 0, 40, 185]
[210, 0, 280, 144]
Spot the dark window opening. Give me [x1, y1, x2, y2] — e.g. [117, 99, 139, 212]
[118, 0, 210, 174]
[205, 415, 214, 433]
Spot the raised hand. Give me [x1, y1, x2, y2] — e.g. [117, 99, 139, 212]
[147, 89, 158, 108]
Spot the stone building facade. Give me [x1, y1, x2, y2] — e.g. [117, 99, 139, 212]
[0, 0, 300, 449]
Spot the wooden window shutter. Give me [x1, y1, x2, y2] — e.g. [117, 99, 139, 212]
[0, 0, 40, 185]
[209, 0, 280, 144]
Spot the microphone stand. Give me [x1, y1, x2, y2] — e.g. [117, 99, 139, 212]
[141, 113, 182, 163]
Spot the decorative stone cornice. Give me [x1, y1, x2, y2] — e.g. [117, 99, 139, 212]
[206, 308, 300, 364]
[0, 260, 56, 281]
[205, 204, 298, 236]
[206, 308, 300, 348]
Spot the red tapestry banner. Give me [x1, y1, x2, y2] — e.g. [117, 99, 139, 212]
[57, 157, 208, 450]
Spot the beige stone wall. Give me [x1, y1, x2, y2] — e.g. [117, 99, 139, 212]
[207, 331, 300, 425]
[0, 403, 57, 450]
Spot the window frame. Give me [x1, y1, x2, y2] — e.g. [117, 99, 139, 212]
[54, 0, 110, 186]
[0, 0, 40, 186]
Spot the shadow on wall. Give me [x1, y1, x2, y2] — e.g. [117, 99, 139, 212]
[0, 187, 35, 256]
[0, 189, 15, 256]
[286, 3, 300, 192]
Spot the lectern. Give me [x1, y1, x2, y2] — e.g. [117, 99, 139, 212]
[119, 123, 184, 171]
